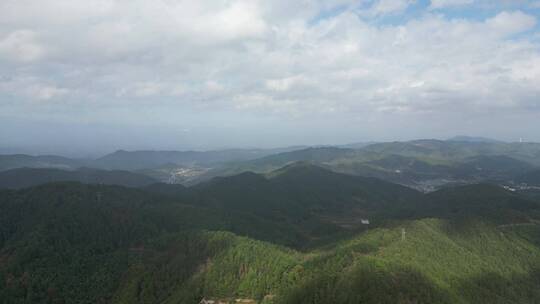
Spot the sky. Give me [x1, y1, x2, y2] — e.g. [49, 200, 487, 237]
[1, 0, 539, 156]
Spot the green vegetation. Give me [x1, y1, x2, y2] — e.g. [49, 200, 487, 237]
[516, 169, 540, 186]
[0, 167, 159, 189]
[191, 140, 540, 189]
[2, 140, 540, 188]
[1, 163, 540, 303]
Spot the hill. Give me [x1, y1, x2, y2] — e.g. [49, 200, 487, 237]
[0, 167, 159, 189]
[200, 141, 540, 191]
[1, 164, 540, 303]
[516, 169, 540, 186]
[450, 155, 532, 181]
[3, 185, 539, 304]
[0, 154, 83, 171]
[3, 140, 539, 191]
[0, 182, 310, 303]
[447, 135, 503, 143]
[93, 147, 306, 170]
[422, 184, 540, 224]
[185, 163, 424, 236]
[361, 140, 540, 166]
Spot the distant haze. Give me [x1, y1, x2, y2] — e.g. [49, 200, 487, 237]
[1, 1, 539, 156]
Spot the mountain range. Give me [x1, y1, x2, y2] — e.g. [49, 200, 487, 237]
[1, 163, 539, 303]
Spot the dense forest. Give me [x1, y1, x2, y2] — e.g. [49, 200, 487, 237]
[1, 163, 540, 303]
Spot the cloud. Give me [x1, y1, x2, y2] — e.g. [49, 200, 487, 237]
[0, 30, 46, 63]
[364, 0, 416, 16]
[429, 0, 474, 9]
[29, 85, 70, 100]
[0, 0, 540, 147]
[486, 11, 537, 35]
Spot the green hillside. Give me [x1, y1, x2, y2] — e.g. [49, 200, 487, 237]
[196, 141, 540, 191]
[516, 169, 540, 186]
[181, 163, 425, 239]
[1, 164, 540, 303]
[0, 167, 159, 189]
[0, 154, 83, 171]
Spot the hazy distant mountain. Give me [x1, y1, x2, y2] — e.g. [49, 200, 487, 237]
[0, 154, 84, 171]
[197, 140, 540, 190]
[246, 146, 357, 167]
[182, 146, 364, 185]
[93, 147, 306, 170]
[0, 167, 158, 189]
[0, 147, 307, 172]
[451, 155, 532, 180]
[362, 139, 540, 165]
[447, 135, 504, 143]
[3, 140, 540, 190]
[516, 170, 540, 186]
[338, 141, 377, 149]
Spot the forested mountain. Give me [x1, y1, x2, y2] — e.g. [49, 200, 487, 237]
[446, 136, 503, 143]
[184, 163, 423, 235]
[0, 154, 84, 171]
[1, 163, 540, 303]
[0, 167, 159, 189]
[2, 140, 540, 190]
[93, 147, 306, 170]
[194, 140, 540, 191]
[516, 169, 540, 186]
[361, 140, 540, 165]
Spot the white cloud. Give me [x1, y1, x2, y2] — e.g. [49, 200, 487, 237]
[0, 0, 539, 140]
[429, 0, 474, 9]
[0, 30, 46, 63]
[365, 0, 416, 16]
[486, 11, 537, 35]
[29, 85, 70, 100]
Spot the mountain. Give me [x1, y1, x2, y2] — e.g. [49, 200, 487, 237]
[516, 169, 540, 186]
[94, 147, 306, 170]
[422, 184, 540, 224]
[331, 154, 452, 182]
[0, 167, 159, 189]
[447, 135, 503, 143]
[198, 141, 539, 191]
[243, 147, 358, 168]
[3, 146, 540, 303]
[338, 141, 377, 149]
[450, 155, 532, 181]
[185, 163, 424, 235]
[0, 182, 307, 303]
[0, 154, 83, 171]
[361, 139, 540, 165]
[175, 146, 365, 186]
[1, 178, 539, 303]
[3, 140, 540, 190]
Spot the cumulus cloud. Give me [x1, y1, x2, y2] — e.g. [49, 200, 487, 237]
[486, 11, 537, 35]
[0, 0, 540, 148]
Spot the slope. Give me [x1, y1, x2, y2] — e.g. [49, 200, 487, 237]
[0, 167, 160, 189]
